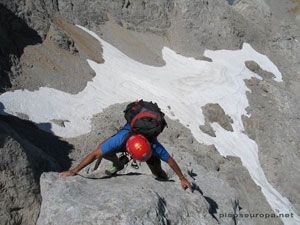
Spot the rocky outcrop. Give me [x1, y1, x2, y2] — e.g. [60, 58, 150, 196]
[38, 171, 220, 225]
[3, 97, 287, 225]
[57, 0, 174, 34]
[233, 0, 300, 216]
[38, 143, 275, 225]
[0, 105, 73, 225]
[64, 103, 282, 225]
[243, 74, 300, 214]
[0, 120, 59, 225]
[1, 0, 58, 39]
[0, 4, 42, 93]
[14, 16, 103, 94]
[199, 103, 234, 137]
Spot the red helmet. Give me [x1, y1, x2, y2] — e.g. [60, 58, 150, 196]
[126, 134, 152, 161]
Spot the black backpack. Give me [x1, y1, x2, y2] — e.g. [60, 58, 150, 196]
[124, 99, 167, 139]
[93, 100, 167, 171]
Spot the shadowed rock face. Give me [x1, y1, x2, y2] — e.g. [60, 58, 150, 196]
[0, 4, 42, 93]
[0, 136, 42, 225]
[0, 119, 64, 225]
[15, 16, 103, 94]
[0, 102, 73, 225]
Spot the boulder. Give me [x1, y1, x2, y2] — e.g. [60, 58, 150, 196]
[0, 119, 61, 225]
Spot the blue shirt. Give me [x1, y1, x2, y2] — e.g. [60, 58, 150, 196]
[100, 124, 170, 162]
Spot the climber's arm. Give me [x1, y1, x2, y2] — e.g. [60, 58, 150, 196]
[167, 157, 193, 192]
[151, 138, 193, 192]
[59, 144, 103, 177]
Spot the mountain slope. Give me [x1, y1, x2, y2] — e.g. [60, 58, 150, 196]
[0, 0, 300, 224]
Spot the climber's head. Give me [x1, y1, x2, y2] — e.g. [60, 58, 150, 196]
[126, 134, 152, 162]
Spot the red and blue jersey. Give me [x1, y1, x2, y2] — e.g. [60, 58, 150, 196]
[100, 124, 170, 162]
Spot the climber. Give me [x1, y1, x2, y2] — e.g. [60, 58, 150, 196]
[60, 100, 193, 192]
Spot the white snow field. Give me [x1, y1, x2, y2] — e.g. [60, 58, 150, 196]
[0, 26, 299, 224]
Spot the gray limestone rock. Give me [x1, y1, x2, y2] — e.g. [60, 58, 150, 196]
[0, 4, 42, 93]
[51, 119, 70, 128]
[0, 0, 58, 39]
[245, 61, 276, 80]
[11, 16, 103, 94]
[38, 137, 247, 225]
[0, 119, 61, 225]
[199, 123, 216, 137]
[165, 0, 254, 58]
[97, 18, 167, 67]
[37, 172, 215, 225]
[0, 0, 300, 224]
[244, 75, 300, 214]
[201, 103, 234, 135]
[66, 103, 282, 225]
[48, 24, 78, 55]
[57, 0, 174, 34]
